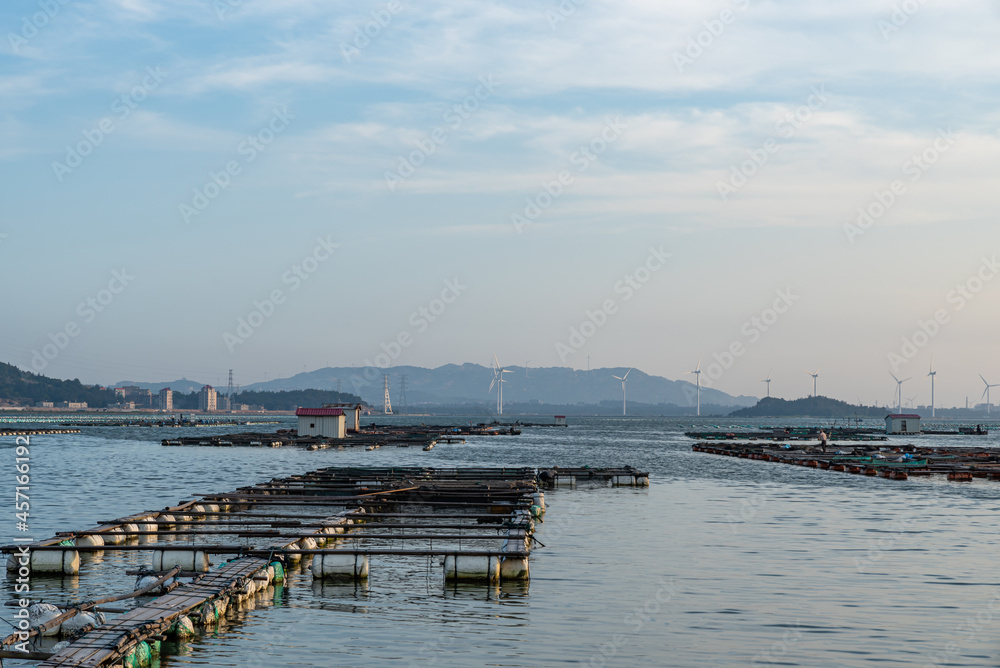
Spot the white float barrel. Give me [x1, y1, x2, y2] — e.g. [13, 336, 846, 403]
[138, 522, 158, 544]
[312, 553, 369, 579]
[103, 527, 125, 545]
[122, 523, 140, 542]
[28, 603, 63, 636]
[443, 555, 499, 582]
[500, 557, 529, 580]
[28, 550, 80, 575]
[152, 549, 210, 573]
[60, 611, 105, 636]
[76, 534, 104, 548]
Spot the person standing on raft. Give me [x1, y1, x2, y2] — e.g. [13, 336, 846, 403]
[819, 430, 828, 452]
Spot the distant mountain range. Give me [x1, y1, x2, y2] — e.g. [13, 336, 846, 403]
[116, 364, 756, 409]
[233, 364, 757, 409]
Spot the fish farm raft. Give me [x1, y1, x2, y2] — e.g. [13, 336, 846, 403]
[692, 441, 1000, 482]
[1, 465, 648, 666]
[160, 421, 525, 450]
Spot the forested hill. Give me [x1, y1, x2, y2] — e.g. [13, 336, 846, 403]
[0, 361, 115, 407]
[729, 396, 887, 418]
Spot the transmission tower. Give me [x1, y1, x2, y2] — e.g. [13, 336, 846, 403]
[226, 369, 234, 398]
[398, 374, 407, 415]
[383, 375, 393, 414]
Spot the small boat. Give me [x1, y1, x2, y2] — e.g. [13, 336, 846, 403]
[423, 443, 434, 451]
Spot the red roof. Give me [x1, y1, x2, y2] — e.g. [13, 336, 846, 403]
[296, 407, 344, 417]
[886, 414, 921, 419]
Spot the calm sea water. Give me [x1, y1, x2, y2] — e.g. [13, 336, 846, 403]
[4, 416, 1000, 667]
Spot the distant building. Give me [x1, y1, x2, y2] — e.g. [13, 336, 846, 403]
[158, 388, 173, 411]
[117, 385, 152, 408]
[886, 413, 921, 435]
[217, 395, 232, 411]
[110, 401, 135, 410]
[296, 407, 346, 439]
[58, 401, 87, 409]
[199, 385, 217, 412]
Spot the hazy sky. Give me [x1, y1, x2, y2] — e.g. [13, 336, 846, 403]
[2, 0, 998, 407]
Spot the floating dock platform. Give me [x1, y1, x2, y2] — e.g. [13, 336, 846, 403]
[693, 442, 1000, 481]
[160, 422, 525, 450]
[1, 464, 648, 666]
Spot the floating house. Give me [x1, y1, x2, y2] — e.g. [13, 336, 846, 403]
[885, 413, 921, 435]
[321, 403, 363, 432]
[296, 407, 346, 438]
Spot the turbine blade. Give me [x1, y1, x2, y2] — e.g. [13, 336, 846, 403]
[623, 368, 632, 380]
[890, 371, 899, 382]
[981, 374, 989, 386]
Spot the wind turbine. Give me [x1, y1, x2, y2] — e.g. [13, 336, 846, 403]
[489, 355, 514, 415]
[612, 368, 632, 416]
[523, 361, 531, 377]
[889, 372, 911, 414]
[685, 358, 702, 416]
[761, 368, 773, 398]
[980, 374, 999, 416]
[805, 368, 820, 398]
[906, 394, 919, 409]
[927, 359, 937, 418]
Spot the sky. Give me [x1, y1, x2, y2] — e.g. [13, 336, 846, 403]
[1, 0, 998, 408]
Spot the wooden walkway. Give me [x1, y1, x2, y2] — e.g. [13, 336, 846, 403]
[38, 557, 270, 667]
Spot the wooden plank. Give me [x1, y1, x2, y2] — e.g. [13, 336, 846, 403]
[39, 557, 269, 668]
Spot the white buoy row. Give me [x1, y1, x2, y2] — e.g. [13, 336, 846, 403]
[160, 560, 284, 647]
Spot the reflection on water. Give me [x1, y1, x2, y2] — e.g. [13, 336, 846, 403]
[3, 417, 1000, 666]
